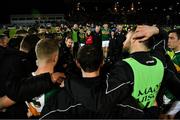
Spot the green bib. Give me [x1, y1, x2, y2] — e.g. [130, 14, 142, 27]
[167, 50, 175, 60]
[72, 30, 78, 42]
[123, 57, 164, 109]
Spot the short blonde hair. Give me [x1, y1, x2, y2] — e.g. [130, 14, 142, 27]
[35, 39, 59, 62]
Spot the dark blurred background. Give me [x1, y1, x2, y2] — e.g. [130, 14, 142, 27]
[0, 0, 180, 25]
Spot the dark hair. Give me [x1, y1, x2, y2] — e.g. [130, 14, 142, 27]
[8, 36, 24, 49]
[142, 37, 155, 49]
[77, 45, 103, 72]
[65, 36, 72, 41]
[21, 35, 40, 52]
[16, 29, 28, 35]
[28, 27, 38, 35]
[168, 28, 180, 40]
[45, 33, 55, 39]
[0, 34, 7, 40]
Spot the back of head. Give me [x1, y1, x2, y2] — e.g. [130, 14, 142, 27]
[35, 38, 59, 62]
[15, 29, 28, 37]
[142, 37, 155, 49]
[28, 27, 38, 35]
[8, 36, 24, 49]
[20, 34, 40, 53]
[77, 45, 103, 72]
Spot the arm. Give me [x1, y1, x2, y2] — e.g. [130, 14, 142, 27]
[0, 72, 64, 110]
[6, 72, 64, 102]
[164, 68, 180, 99]
[0, 74, 53, 111]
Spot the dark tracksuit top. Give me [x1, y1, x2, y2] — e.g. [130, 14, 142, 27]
[40, 77, 100, 119]
[92, 31, 102, 49]
[40, 74, 143, 119]
[0, 46, 35, 118]
[38, 53, 143, 119]
[54, 41, 74, 72]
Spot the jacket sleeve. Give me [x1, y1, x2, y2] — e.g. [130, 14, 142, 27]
[151, 27, 168, 57]
[152, 28, 178, 76]
[152, 27, 168, 58]
[6, 73, 57, 102]
[65, 61, 133, 112]
[163, 69, 180, 100]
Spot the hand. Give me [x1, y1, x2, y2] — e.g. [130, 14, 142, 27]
[51, 72, 66, 84]
[159, 114, 175, 119]
[0, 108, 6, 112]
[59, 81, 64, 88]
[0, 96, 15, 110]
[63, 64, 67, 68]
[133, 25, 159, 42]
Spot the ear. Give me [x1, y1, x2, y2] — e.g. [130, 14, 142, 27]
[52, 52, 59, 64]
[100, 59, 104, 67]
[130, 34, 136, 44]
[36, 60, 39, 66]
[54, 52, 59, 63]
[76, 60, 81, 69]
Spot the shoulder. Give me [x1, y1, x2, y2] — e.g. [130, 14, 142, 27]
[111, 60, 133, 74]
[105, 60, 134, 92]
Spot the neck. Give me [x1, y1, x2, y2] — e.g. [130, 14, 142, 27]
[174, 47, 180, 53]
[130, 44, 149, 54]
[35, 64, 54, 75]
[81, 70, 100, 78]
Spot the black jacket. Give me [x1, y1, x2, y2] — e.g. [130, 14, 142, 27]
[41, 87, 96, 119]
[0, 46, 34, 118]
[108, 36, 121, 62]
[0, 47, 31, 96]
[40, 74, 143, 119]
[92, 31, 102, 49]
[54, 41, 74, 72]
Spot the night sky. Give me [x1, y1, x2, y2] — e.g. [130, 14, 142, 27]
[0, 0, 65, 24]
[0, 0, 180, 24]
